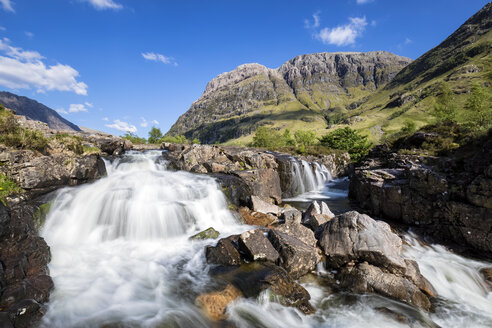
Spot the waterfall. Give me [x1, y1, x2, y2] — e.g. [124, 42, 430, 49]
[40, 150, 242, 328]
[288, 158, 333, 196]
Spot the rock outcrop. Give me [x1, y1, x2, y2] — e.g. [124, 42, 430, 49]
[167, 52, 412, 144]
[349, 136, 492, 256]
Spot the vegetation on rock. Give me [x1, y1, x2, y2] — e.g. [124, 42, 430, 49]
[0, 173, 23, 204]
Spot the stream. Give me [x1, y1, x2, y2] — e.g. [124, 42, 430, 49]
[40, 151, 492, 327]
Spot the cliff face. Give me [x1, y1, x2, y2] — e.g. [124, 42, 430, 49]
[0, 92, 81, 131]
[167, 52, 412, 144]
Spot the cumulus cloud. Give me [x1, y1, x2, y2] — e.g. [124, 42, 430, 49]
[69, 103, 90, 113]
[56, 108, 68, 115]
[84, 0, 122, 10]
[105, 119, 137, 133]
[0, 0, 14, 12]
[142, 52, 177, 66]
[316, 16, 368, 46]
[0, 38, 88, 95]
[304, 11, 320, 29]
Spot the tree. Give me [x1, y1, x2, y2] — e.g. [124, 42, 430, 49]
[319, 127, 370, 161]
[294, 130, 316, 147]
[432, 82, 458, 122]
[465, 82, 491, 128]
[148, 126, 163, 144]
[122, 133, 146, 144]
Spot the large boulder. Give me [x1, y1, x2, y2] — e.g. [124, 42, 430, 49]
[317, 211, 435, 310]
[275, 222, 317, 248]
[318, 211, 406, 274]
[233, 169, 282, 204]
[302, 201, 335, 231]
[195, 284, 243, 321]
[238, 207, 278, 227]
[251, 196, 281, 215]
[268, 230, 322, 278]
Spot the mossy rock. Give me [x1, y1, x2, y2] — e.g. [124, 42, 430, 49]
[190, 227, 220, 240]
[33, 202, 52, 232]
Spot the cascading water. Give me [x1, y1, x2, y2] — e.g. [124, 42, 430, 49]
[40, 151, 243, 327]
[289, 158, 333, 196]
[40, 150, 492, 328]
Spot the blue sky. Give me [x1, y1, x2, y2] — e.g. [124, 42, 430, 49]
[0, 0, 489, 136]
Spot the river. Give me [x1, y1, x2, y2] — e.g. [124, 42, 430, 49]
[40, 151, 492, 327]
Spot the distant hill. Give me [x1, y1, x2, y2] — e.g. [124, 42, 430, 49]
[0, 91, 81, 131]
[322, 2, 492, 142]
[166, 51, 412, 144]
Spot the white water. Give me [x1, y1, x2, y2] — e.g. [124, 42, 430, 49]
[287, 159, 333, 200]
[41, 151, 244, 327]
[40, 151, 492, 328]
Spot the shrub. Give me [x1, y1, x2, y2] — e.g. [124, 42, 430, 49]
[0, 112, 48, 152]
[0, 173, 23, 204]
[160, 134, 188, 144]
[319, 127, 371, 161]
[251, 126, 294, 148]
[294, 130, 316, 147]
[432, 82, 458, 122]
[148, 127, 163, 144]
[122, 133, 147, 144]
[465, 82, 491, 129]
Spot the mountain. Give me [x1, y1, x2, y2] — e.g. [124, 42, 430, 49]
[329, 2, 492, 142]
[0, 91, 81, 131]
[167, 51, 412, 144]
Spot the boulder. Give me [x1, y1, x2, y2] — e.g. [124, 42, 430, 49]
[238, 229, 279, 262]
[251, 196, 280, 215]
[302, 201, 334, 231]
[205, 235, 242, 266]
[0, 202, 10, 238]
[233, 169, 282, 204]
[238, 207, 277, 227]
[275, 222, 317, 248]
[268, 230, 322, 278]
[195, 284, 242, 321]
[213, 173, 252, 208]
[280, 207, 302, 224]
[338, 262, 432, 311]
[318, 211, 406, 274]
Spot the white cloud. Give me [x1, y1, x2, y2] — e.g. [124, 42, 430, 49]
[316, 16, 367, 46]
[304, 11, 320, 29]
[0, 38, 88, 95]
[142, 52, 177, 66]
[69, 103, 89, 113]
[25, 31, 34, 39]
[356, 0, 374, 4]
[56, 108, 68, 115]
[0, 27, 6, 31]
[105, 119, 137, 133]
[140, 117, 159, 127]
[0, 0, 14, 12]
[84, 0, 122, 10]
[102, 117, 109, 121]
[84, 101, 93, 108]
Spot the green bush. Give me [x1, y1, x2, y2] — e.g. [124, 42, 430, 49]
[53, 133, 84, 154]
[251, 126, 294, 148]
[0, 112, 48, 152]
[0, 173, 23, 204]
[465, 82, 491, 129]
[160, 134, 188, 144]
[294, 130, 316, 147]
[122, 133, 147, 144]
[432, 82, 458, 122]
[319, 127, 371, 161]
[148, 127, 163, 144]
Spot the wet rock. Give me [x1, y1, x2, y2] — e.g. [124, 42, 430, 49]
[213, 173, 252, 208]
[275, 222, 317, 248]
[190, 227, 220, 240]
[318, 211, 406, 274]
[0, 275, 53, 308]
[404, 259, 437, 297]
[238, 229, 279, 262]
[0, 312, 13, 328]
[195, 284, 243, 321]
[268, 230, 322, 278]
[206, 235, 242, 266]
[6, 299, 46, 328]
[233, 169, 282, 205]
[227, 262, 315, 314]
[0, 202, 9, 238]
[480, 267, 492, 287]
[251, 196, 280, 215]
[238, 207, 278, 227]
[338, 262, 432, 311]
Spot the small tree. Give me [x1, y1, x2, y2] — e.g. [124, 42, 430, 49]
[319, 127, 370, 161]
[432, 82, 458, 122]
[465, 82, 491, 128]
[122, 133, 147, 144]
[294, 130, 316, 147]
[148, 126, 163, 144]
